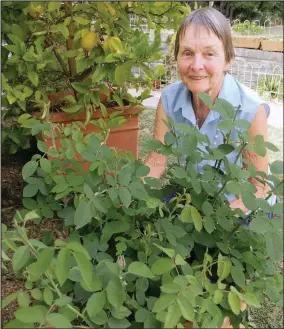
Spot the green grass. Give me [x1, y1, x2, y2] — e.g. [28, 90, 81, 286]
[138, 107, 284, 329]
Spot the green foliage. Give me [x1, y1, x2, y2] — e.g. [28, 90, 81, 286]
[232, 21, 264, 35]
[258, 75, 283, 101]
[2, 95, 283, 328]
[1, 1, 191, 154]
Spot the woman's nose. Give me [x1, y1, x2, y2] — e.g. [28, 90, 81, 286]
[190, 54, 204, 71]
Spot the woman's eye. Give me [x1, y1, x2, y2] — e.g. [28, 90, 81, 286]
[183, 51, 193, 56]
[206, 53, 214, 57]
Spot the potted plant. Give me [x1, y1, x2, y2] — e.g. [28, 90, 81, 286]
[1, 1, 192, 160]
[2, 94, 283, 328]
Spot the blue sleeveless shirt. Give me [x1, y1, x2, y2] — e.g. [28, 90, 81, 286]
[161, 73, 271, 203]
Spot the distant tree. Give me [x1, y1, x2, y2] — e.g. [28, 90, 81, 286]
[214, 1, 283, 24]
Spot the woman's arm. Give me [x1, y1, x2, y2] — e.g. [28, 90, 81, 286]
[230, 104, 269, 212]
[144, 98, 169, 179]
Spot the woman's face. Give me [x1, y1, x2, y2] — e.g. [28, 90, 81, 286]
[177, 26, 230, 97]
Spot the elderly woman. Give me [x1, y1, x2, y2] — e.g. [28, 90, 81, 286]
[145, 7, 272, 213]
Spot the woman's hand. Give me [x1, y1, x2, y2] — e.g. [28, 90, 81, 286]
[143, 154, 167, 181]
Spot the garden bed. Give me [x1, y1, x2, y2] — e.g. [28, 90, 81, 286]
[232, 36, 283, 52]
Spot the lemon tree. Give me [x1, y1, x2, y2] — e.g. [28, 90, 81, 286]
[2, 1, 191, 122]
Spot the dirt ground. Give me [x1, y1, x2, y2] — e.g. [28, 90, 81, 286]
[1, 146, 68, 326]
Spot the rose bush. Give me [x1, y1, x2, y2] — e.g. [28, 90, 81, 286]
[2, 94, 283, 328]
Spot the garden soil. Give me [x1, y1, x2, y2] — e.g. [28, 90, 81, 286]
[1, 144, 68, 326]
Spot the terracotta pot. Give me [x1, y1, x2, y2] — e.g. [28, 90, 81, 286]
[37, 91, 142, 170]
[232, 36, 262, 49]
[261, 39, 283, 52]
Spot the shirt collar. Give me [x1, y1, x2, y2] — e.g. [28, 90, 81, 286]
[173, 74, 242, 125]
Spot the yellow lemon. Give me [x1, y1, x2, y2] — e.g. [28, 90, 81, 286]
[81, 32, 99, 51]
[28, 3, 44, 18]
[103, 36, 123, 53]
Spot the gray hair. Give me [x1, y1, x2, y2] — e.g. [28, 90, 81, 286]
[174, 7, 235, 64]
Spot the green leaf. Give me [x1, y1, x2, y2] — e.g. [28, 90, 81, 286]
[90, 310, 108, 325]
[265, 231, 283, 261]
[175, 254, 187, 265]
[213, 290, 224, 304]
[12, 246, 30, 272]
[180, 205, 192, 223]
[23, 184, 39, 198]
[161, 283, 181, 294]
[135, 164, 150, 177]
[2, 293, 17, 309]
[128, 262, 155, 279]
[73, 250, 93, 290]
[106, 278, 124, 309]
[203, 216, 215, 234]
[135, 308, 150, 322]
[228, 291, 240, 315]
[152, 293, 176, 313]
[177, 295, 194, 321]
[61, 104, 83, 113]
[146, 197, 161, 209]
[190, 206, 203, 232]
[249, 216, 271, 234]
[164, 303, 182, 328]
[48, 2, 61, 11]
[40, 158, 51, 173]
[27, 71, 38, 87]
[240, 292, 261, 308]
[15, 305, 47, 324]
[118, 186, 131, 208]
[153, 243, 175, 258]
[54, 296, 72, 307]
[56, 248, 71, 286]
[265, 141, 279, 152]
[231, 266, 245, 288]
[198, 92, 212, 107]
[118, 163, 132, 186]
[17, 291, 31, 308]
[151, 258, 175, 275]
[213, 98, 235, 119]
[36, 248, 54, 275]
[43, 287, 53, 306]
[46, 313, 72, 328]
[171, 166, 187, 179]
[74, 16, 90, 25]
[87, 291, 106, 318]
[225, 181, 242, 195]
[22, 161, 38, 180]
[241, 191, 257, 210]
[235, 119, 251, 130]
[74, 200, 93, 229]
[253, 135, 266, 157]
[108, 317, 131, 329]
[202, 201, 213, 216]
[270, 160, 283, 175]
[115, 61, 133, 86]
[92, 66, 108, 83]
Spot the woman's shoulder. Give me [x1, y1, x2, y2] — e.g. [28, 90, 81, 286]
[222, 74, 270, 119]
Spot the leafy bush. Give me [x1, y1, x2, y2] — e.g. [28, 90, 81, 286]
[232, 22, 264, 35]
[258, 75, 283, 101]
[2, 94, 283, 328]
